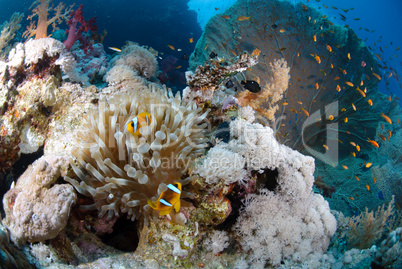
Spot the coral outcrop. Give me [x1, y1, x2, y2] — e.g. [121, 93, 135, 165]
[2, 156, 76, 246]
[200, 119, 337, 266]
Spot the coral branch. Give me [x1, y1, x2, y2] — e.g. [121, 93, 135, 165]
[23, 0, 73, 40]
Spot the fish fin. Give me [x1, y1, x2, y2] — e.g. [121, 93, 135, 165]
[147, 199, 157, 210]
[159, 208, 172, 216]
[174, 199, 181, 213]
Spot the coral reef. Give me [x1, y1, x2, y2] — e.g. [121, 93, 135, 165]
[2, 155, 76, 246]
[65, 85, 209, 221]
[184, 50, 259, 102]
[223, 119, 337, 266]
[189, 0, 382, 154]
[373, 227, 402, 268]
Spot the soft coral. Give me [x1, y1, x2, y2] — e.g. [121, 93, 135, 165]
[23, 0, 73, 40]
[63, 5, 97, 52]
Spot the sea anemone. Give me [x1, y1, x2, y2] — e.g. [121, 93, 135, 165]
[65, 85, 209, 220]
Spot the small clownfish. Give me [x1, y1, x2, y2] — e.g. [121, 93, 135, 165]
[147, 182, 182, 215]
[127, 112, 151, 136]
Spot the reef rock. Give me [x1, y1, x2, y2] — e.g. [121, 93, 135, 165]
[2, 155, 76, 246]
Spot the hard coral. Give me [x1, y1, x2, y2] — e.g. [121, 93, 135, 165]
[2, 156, 76, 246]
[66, 85, 208, 221]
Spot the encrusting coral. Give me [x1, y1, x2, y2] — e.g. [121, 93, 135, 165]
[65, 85, 209, 221]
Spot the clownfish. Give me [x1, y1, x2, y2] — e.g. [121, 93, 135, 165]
[127, 112, 151, 136]
[147, 182, 182, 215]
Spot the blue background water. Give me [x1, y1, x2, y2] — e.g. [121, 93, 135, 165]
[0, 0, 401, 101]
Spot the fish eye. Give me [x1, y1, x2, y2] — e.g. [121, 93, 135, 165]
[131, 122, 134, 127]
[173, 183, 178, 188]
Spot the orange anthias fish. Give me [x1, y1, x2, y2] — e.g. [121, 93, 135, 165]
[372, 72, 381, 80]
[326, 44, 332, 52]
[367, 138, 379, 148]
[127, 112, 152, 136]
[342, 165, 348, 170]
[352, 103, 356, 111]
[168, 44, 175, 50]
[345, 81, 354, 87]
[356, 87, 366, 97]
[279, 29, 286, 33]
[378, 134, 387, 141]
[237, 16, 250, 21]
[336, 85, 341, 92]
[302, 108, 309, 116]
[251, 48, 261, 57]
[189, 37, 194, 43]
[147, 182, 182, 215]
[315, 82, 319, 89]
[381, 113, 392, 124]
[221, 15, 230, 19]
[314, 55, 321, 64]
[368, 99, 373, 106]
[313, 35, 317, 42]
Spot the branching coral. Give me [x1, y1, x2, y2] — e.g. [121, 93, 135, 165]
[65, 85, 209, 221]
[340, 196, 399, 249]
[237, 58, 290, 120]
[23, 0, 73, 40]
[0, 12, 24, 56]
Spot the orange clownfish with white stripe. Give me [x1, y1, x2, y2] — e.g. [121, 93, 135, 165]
[147, 182, 182, 215]
[127, 112, 151, 136]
